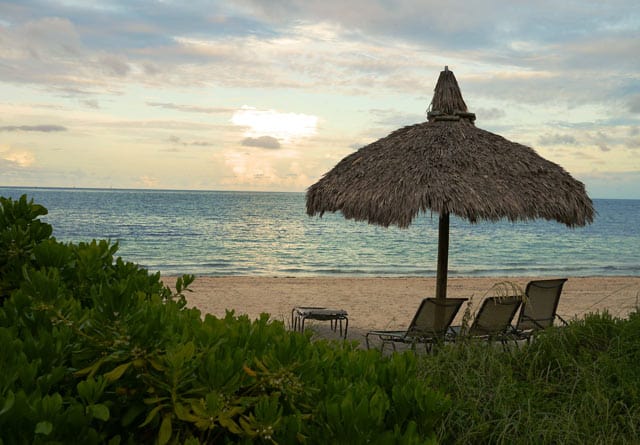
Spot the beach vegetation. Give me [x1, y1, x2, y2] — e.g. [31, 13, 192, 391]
[0, 194, 446, 443]
[420, 309, 640, 444]
[3, 194, 639, 444]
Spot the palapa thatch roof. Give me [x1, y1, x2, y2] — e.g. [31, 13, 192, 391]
[306, 67, 594, 228]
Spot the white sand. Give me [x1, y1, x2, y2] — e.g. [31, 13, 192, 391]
[173, 276, 640, 344]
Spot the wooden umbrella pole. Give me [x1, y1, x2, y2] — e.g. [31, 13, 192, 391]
[435, 212, 450, 300]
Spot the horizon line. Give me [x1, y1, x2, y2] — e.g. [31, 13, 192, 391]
[0, 185, 305, 194]
[0, 185, 636, 201]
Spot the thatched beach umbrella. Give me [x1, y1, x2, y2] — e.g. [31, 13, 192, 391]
[306, 67, 594, 300]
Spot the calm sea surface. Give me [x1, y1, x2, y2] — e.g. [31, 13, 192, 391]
[2, 187, 639, 278]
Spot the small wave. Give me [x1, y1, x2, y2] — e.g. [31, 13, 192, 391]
[7, 188, 639, 279]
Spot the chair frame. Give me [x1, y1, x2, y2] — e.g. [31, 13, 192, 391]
[512, 278, 568, 342]
[365, 297, 468, 353]
[449, 295, 522, 347]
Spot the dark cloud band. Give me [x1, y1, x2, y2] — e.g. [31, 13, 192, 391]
[0, 125, 67, 132]
[242, 136, 281, 149]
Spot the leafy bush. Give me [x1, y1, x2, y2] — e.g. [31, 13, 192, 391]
[0, 195, 447, 444]
[0, 195, 52, 302]
[420, 310, 640, 444]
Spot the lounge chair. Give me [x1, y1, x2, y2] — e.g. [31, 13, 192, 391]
[365, 297, 468, 353]
[512, 278, 568, 341]
[449, 295, 522, 345]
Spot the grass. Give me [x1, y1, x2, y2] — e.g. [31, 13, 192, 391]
[417, 310, 640, 444]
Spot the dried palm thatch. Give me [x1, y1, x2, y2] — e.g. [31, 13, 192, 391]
[306, 67, 594, 299]
[307, 68, 593, 228]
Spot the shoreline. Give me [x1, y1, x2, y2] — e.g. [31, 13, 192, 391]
[174, 275, 640, 344]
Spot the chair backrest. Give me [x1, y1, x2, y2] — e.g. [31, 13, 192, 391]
[468, 296, 522, 337]
[516, 278, 568, 331]
[407, 298, 468, 337]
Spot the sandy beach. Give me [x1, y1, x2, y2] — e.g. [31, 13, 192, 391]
[177, 276, 640, 344]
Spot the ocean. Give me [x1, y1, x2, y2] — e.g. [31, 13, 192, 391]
[1, 187, 639, 278]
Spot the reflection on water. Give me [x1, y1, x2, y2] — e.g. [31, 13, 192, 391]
[1, 187, 638, 277]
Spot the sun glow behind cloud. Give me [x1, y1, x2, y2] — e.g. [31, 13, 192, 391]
[231, 106, 318, 143]
[1, 145, 35, 167]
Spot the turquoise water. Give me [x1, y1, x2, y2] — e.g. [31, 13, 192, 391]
[2, 187, 639, 277]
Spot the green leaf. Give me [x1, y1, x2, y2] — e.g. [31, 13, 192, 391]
[35, 421, 53, 435]
[75, 356, 107, 378]
[104, 362, 132, 383]
[77, 377, 107, 404]
[0, 391, 15, 416]
[140, 404, 165, 427]
[90, 403, 110, 421]
[174, 402, 199, 422]
[158, 414, 172, 445]
[144, 396, 169, 405]
[41, 393, 63, 415]
[239, 416, 255, 436]
[219, 415, 243, 435]
[148, 357, 165, 371]
[122, 403, 146, 427]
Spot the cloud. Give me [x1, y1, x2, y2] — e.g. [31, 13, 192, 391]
[219, 149, 311, 190]
[82, 99, 100, 108]
[222, 151, 278, 185]
[0, 145, 36, 167]
[368, 108, 424, 127]
[147, 102, 234, 114]
[475, 107, 506, 121]
[0, 125, 67, 132]
[590, 131, 614, 152]
[628, 95, 640, 114]
[238, 0, 639, 63]
[138, 175, 159, 188]
[580, 170, 640, 199]
[242, 136, 281, 149]
[538, 133, 578, 146]
[5, 151, 35, 167]
[22, 17, 83, 58]
[0, 0, 638, 197]
[166, 135, 214, 147]
[557, 34, 640, 72]
[231, 106, 317, 142]
[0, 17, 117, 92]
[98, 54, 130, 77]
[2, 0, 636, 114]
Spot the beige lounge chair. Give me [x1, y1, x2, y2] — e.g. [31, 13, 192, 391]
[365, 297, 468, 353]
[449, 295, 522, 346]
[512, 278, 568, 341]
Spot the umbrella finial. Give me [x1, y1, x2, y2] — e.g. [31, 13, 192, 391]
[428, 67, 476, 123]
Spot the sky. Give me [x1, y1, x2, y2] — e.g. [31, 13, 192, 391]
[0, 0, 638, 198]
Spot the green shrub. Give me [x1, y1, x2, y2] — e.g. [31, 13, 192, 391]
[0, 195, 447, 444]
[0, 195, 52, 301]
[420, 311, 640, 444]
